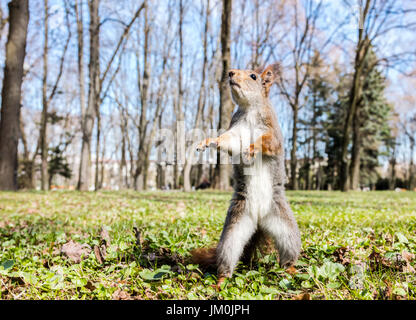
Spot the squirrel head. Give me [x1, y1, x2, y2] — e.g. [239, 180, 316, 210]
[228, 63, 280, 107]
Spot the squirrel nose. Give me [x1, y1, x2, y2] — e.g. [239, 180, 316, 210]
[228, 71, 235, 78]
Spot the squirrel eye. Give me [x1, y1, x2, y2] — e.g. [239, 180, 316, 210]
[250, 74, 257, 80]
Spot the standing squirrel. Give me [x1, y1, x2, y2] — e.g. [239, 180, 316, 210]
[191, 63, 301, 286]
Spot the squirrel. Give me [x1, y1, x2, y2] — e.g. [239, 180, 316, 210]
[191, 63, 301, 287]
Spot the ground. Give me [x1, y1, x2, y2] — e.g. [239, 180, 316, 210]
[0, 190, 415, 300]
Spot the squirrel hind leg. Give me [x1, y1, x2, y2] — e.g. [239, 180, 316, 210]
[259, 204, 301, 268]
[216, 213, 257, 278]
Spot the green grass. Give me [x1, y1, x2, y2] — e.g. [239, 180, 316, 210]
[0, 190, 415, 300]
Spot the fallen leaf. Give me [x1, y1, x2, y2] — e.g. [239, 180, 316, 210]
[85, 281, 96, 291]
[368, 247, 398, 271]
[112, 289, 131, 300]
[94, 245, 104, 264]
[381, 282, 392, 300]
[401, 250, 415, 273]
[402, 251, 415, 263]
[333, 246, 350, 265]
[61, 240, 91, 263]
[286, 266, 297, 275]
[292, 292, 310, 300]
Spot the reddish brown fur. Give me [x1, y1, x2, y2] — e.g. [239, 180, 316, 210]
[190, 247, 217, 267]
[197, 134, 233, 151]
[260, 63, 280, 97]
[249, 131, 282, 157]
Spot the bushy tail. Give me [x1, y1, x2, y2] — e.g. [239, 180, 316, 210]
[190, 247, 217, 267]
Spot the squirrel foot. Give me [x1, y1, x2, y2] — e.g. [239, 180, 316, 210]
[196, 138, 218, 152]
[211, 276, 226, 291]
[243, 144, 259, 162]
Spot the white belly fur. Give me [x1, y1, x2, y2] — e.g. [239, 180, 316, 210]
[246, 157, 273, 221]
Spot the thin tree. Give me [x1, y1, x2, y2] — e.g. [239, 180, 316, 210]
[183, 0, 210, 192]
[339, 0, 416, 191]
[214, 0, 233, 190]
[276, 0, 323, 190]
[38, 0, 71, 190]
[77, 0, 145, 191]
[0, 0, 29, 190]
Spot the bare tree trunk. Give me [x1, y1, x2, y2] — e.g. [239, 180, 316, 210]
[99, 128, 106, 189]
[134, 2, 151, 191]
[78, 0, 100, 191]
[75, 0, 86, 119]
[37, 1, 71, 191]
[349, 110, 361, 190]
[156, 111, 165, 189]
[183, 0, 210, 192]
[389, 138, 397, 190]
[0, 0, 29, 191]
[77, 1, 144, 191]
[119, 118, 127, 189]
[75, 0, 87, 189]
[39, 0, 49, 190]
[94, 105, 101, 190]
[290, 105, 298, 190]
[408, 135, 415, 190]
[215, 0, 233, 190]
[339, 0, 371, 192]
[19, 113, 34, 189]
[173, 0, 185, 190]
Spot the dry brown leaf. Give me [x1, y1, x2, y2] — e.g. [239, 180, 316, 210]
[94, 245, 104, 264]
[382, 283, 392, 300]
[292, 293, 310, 300]
[402, 250, 415, 263]
[61, 240, 91, 263]
[112, 289, 131, 300]
[333, 246, 350, 265]
[401, 250, 415, 273]
[368, 247, 398, 271]
[85, 281, 96, 291]
[286, 266, 297, 275]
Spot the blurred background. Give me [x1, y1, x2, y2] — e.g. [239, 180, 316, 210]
[0, 0, 415, 192]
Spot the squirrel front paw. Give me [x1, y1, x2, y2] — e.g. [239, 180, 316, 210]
[243, 144, 259, 162]
[196, 138, 218, 152]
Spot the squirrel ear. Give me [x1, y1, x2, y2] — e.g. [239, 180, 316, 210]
[260, 63, 281, 97]
[254, 65, 265, 74]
